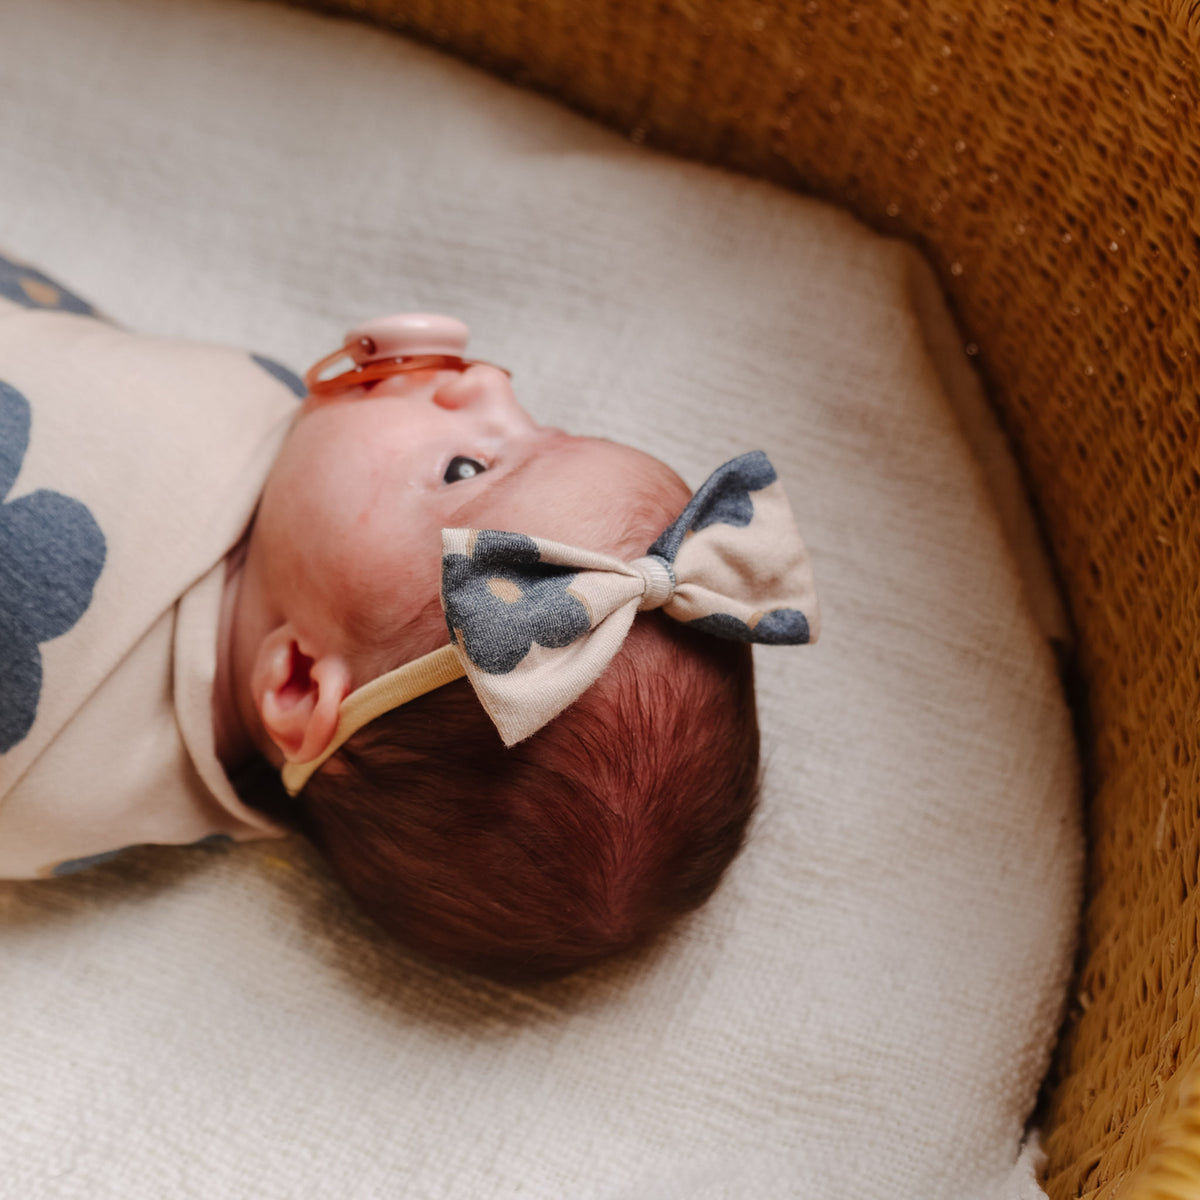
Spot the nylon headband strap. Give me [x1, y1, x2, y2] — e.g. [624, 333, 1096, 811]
[280, 643, 465, 796]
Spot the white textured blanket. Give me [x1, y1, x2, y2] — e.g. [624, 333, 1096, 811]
[0, 2, 1080, 1197]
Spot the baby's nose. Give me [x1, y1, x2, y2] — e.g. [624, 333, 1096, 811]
[432, 364, 514, 411]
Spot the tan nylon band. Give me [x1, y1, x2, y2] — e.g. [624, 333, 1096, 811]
[281, 643, 466, 796]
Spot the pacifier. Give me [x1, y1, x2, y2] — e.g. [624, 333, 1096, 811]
[303, 313, 508, 397]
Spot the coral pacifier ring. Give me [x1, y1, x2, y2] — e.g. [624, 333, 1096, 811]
[303, 313, 509, 396]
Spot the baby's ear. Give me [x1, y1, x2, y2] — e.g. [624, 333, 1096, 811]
[251, 624, 353, 764]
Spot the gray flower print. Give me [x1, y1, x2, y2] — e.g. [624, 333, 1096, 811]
[0, 381, 106, 752]
[442, 531, 590, 674]
[688, 609, 810, 645]
[649, 450, 776, 561]
[0, 253, 97, 316]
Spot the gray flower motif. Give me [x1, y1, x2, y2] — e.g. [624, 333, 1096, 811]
[649, 450, 777, 562]
[688, 609, 810, 645]
[50, 833, 231, 878]
[0, 251, 303, 400]
[251, 354, 306, 398]
[0, 381, 106, 752]
[50, 847, 129, 877]
[442, 531, 591, 674]
[0, 253, 97, 316]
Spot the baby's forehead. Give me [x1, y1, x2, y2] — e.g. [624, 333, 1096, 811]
[458, 435, 689, 549]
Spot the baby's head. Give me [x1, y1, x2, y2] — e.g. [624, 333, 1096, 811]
[224, 318, 800, 982]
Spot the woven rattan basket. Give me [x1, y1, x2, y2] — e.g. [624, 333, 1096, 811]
[292, 3, 1199, 1195]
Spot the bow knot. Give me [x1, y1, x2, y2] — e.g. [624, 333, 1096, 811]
[631, 554, 676, 611]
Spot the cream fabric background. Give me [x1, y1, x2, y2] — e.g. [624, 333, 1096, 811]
[0, 1, 1081, 1197]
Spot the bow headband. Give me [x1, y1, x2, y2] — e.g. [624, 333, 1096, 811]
[281, 451, 819, 795]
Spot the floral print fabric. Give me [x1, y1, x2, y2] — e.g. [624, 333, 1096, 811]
[440, 451, 819, 745]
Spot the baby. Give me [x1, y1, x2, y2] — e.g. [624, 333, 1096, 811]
[0, 269, 818, 982]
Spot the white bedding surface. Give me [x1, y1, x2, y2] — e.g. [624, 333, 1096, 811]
[0, 2, 1081, 1197]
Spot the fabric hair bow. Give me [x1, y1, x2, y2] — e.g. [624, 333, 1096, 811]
[282, 451, 819, 795]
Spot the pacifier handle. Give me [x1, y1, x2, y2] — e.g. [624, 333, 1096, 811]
[344, 313, 470, 363]
[304, 313, 500, 396]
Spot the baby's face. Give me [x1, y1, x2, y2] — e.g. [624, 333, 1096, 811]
[246, 363, 687, 674]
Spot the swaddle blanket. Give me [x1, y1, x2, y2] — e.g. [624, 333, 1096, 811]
[0, 268, 297, 878]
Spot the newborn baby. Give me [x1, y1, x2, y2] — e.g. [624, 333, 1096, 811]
[0, 266, 818, 982]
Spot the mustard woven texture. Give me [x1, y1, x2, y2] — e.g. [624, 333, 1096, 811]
[291, 2, 1200, 1195]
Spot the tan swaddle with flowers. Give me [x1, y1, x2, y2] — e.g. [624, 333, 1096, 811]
[0, 266, 297, 877]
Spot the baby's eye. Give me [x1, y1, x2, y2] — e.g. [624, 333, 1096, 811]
[443, 455, 488, 483]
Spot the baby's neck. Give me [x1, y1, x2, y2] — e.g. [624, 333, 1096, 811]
[212, 540, 255, 772]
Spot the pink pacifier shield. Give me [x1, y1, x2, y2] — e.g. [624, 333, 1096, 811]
[345, 314, 470, 363]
